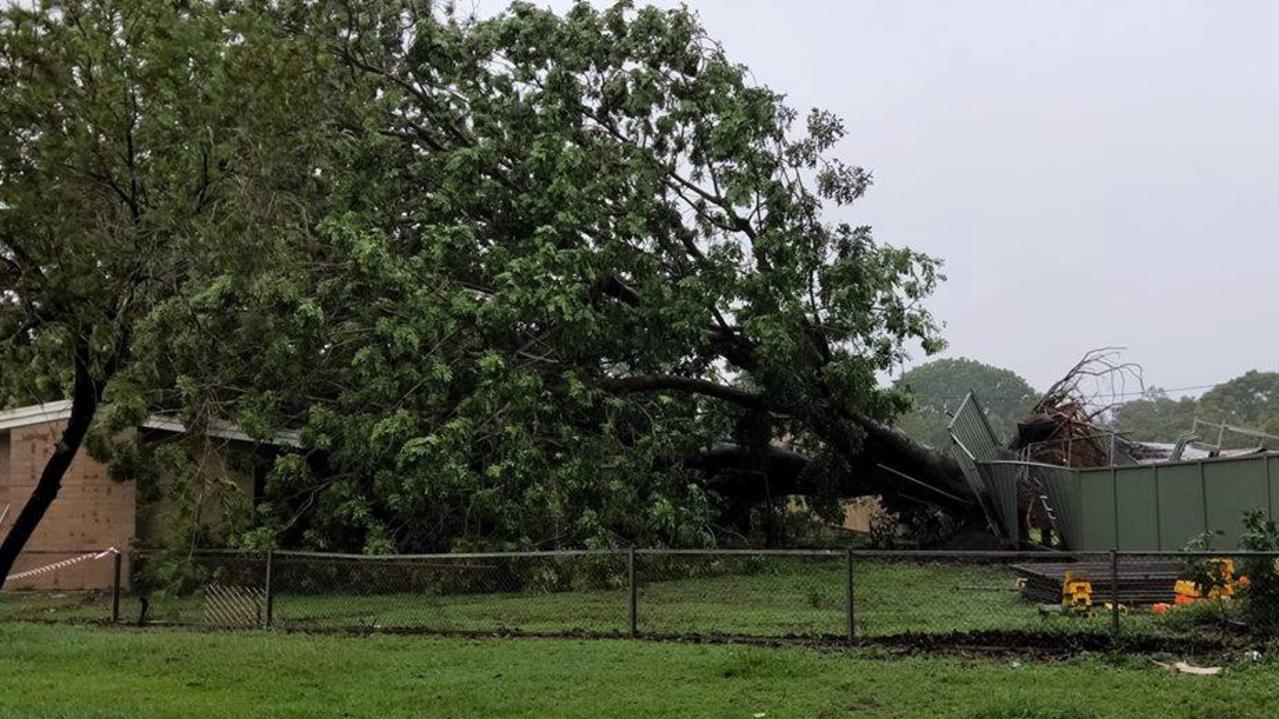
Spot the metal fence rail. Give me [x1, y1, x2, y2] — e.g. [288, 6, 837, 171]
[6, 547, 1279, 646]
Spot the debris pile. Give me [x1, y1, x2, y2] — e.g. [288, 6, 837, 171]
[1010, 349, 1146, 467]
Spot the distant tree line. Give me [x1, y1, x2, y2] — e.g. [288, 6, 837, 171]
[1111, 371, 1279, 446]
[893, 359, 1279, 452]
[892, 358, 1037, 449]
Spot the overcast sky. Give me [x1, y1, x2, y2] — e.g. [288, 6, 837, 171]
[475, 1, 1279, 394]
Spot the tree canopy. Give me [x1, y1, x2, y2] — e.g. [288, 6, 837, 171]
[1111, 371, 1279, 445]
[1199, 371, 1279, 437]
[0, 0, 333, 579]
[1109, 389, 1201, 443]
[893, 358, 1037, 450]
[2, 0, 960, 561]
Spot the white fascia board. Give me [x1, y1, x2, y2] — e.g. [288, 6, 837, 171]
[139, 416, 303, 449]
[0, 401, 74, 432]
[0, 400, 301, 448]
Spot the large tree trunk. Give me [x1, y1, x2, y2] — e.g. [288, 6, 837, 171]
[600, 373, 978, 522]
[689, 431, 972, 514]
[0, 346, 103, 589]
[853, 413, 971, 505]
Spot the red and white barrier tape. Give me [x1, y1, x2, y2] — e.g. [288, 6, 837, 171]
[5, 547, 118, 583]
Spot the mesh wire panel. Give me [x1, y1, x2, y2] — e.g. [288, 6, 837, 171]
[270, 551, 628, 634]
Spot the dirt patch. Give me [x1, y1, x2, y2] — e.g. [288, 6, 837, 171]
[62, 618, 1256, 660]
[307, 625, 1245, 659]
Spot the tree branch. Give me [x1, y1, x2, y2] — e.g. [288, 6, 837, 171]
[597, 374, 767, 411]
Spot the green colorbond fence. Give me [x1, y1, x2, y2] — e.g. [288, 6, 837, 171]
[949, 391, 1279, 552]
[1047, 454, 1279, 550]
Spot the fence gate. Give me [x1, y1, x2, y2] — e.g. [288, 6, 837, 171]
[203, 583, 266, 627]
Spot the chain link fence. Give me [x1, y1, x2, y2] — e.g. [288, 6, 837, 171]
[270, 551, 629, 634]
[8, 547, 1279, 646]
[0, 549, 121, 623]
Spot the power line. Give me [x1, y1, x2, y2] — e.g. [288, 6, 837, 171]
[906, 383, 1221, 404]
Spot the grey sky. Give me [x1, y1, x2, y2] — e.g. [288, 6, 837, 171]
[483, 0, 1279, 393]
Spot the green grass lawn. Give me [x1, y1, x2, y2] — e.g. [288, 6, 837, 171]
[2, 558, 1143, 638]
[2, 622, 1278, 718]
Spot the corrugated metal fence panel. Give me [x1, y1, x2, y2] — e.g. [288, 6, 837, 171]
[1204, 456, 1269, 546]
[1156, 462, 1206, 550]
[1270, 455, 1279, 519]
[1041, 466, 1082, 550]
[947, 393, 1004, 464]
[1041, 454, 1279, 550]
[978, 462, 1021, 547]
[951, 442, 986, 497]
[1115, 466, 1159, 551]
[947, 393, 1012, 537]
[1077, 468, 1117, 551]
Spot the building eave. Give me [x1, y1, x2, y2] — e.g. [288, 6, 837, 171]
[0, 401, 301, 449]
[139, 416, 302, 449]
[0, 400, 74, 431]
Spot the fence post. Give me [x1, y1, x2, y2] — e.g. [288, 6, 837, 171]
[1109, 549, 1120, 639]
[627, 548, 638, 637]
[264, 549, 275, 628]
[845, 547, 855, 642]
[111, 551, 122, 624]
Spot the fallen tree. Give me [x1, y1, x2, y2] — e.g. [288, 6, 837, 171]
[138, 0, 988, 551]
[4, 0, 985, 559]
[1004, 349, 1147, 546]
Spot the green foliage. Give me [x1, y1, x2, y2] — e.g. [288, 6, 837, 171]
[1177, 510, 1279, 635]
[0, 0, 326, 404]
[138, 1, 946, 552]
[1237, 509, 1279, 634]
[1177, 530, 1237, 628]
[1200, 371, 1279, 439]
[1180, 528, 1228, 591]
[1112, 372, 1279, 445]
[1110, 388, 1201, 443]
[4, 0, 947, 554]
[1156, 595, 1238, 633]
[893, 358, 1036, 449]
[0, 0, 332, 562]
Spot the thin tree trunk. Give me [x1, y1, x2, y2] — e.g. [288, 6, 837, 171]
[0, 345, 103, 589]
